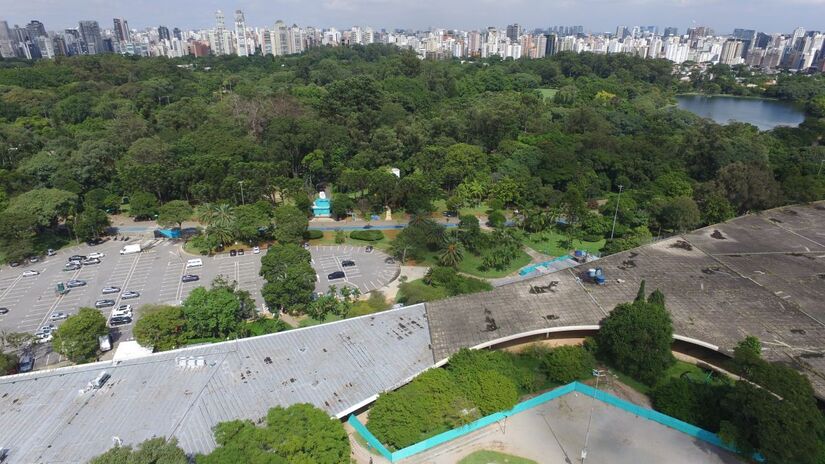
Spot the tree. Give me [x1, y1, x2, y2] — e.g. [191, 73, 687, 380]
[654, 196, 701, 233]
[232, 202, 271, 244]
[196, 203, 236, 246]
[3, 188, 77, 229]
[74, 208, 110, 241]
[199, 403, 350, 464]
[438, 235, 465, 267]
[305, 285, 360, 321]
[89, 437, 187, 464]
[330, 194, 354, 220]
[259, 243, 311, 280]
[0, 351, 18, 375]
[597, 283, 675, 385]
[542, 345, 596, 384]
[129, 191, 159, 220]
[183, 287, 242, 339]
[713, 162, 781, 214]
[273, 205, 308, 244]
[157, 200, 193, 229]
[262, 263, 316, 313]
[52, 308, 108, 363]
[133, 305, 186, 351]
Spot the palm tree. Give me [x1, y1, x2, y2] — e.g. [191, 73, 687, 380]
[439, 236, 464, 267]
[197, 203, 237, 246]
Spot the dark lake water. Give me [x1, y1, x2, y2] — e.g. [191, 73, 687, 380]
[675, 95, 805, 131]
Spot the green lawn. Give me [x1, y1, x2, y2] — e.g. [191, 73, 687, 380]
[308, 230, 397, 251]
[432, 198, 491, 217]
[421, 248, 533, 279]
[396, 279, 450, 304]
[458, 450, 538, 464]
[525, 229, 604, 257]
[610, 360, 731, 395]
[538, 88, 558, 100]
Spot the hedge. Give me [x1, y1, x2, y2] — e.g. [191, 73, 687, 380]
[350, 229, 384, 241]
[304, 229, 323, 240]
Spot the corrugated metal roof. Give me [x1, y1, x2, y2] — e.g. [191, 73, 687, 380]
[0, 304, 434, 463]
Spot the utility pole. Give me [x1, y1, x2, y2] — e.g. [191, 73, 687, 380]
[238, 180, 245, 205]
[609, 185, 623, 240]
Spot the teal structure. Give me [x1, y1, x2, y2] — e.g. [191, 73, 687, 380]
[312, 197, 331, 217]
[349, 381, 745, 462]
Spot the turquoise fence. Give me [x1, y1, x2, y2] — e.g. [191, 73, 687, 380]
[349, 381, 744, 462]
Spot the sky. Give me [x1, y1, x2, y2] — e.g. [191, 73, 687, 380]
[1, 0, 823, 35]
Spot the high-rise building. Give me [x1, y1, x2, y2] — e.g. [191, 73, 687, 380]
[113, 18, 130, 43]
[506, 23, 522, 42]
[0, 20, 17, 57]
[719, 39, 744, 65]
[732, 28, 756, 57]
[172, 27, 182, 41]
[212, 10, 228, 55]
[544, 33, 557, 56]
[273, 20, 289, 55]
[664, 27, 678, 37]
[78, 20, 104, 54]
[158, 26, 170, 41]
[25, 20, 47, 39]
[234, 10, 249, 56]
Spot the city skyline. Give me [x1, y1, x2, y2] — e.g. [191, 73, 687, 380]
[2, 0, 823, 35]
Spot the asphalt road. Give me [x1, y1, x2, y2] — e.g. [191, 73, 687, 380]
[0, 240, 399, 369]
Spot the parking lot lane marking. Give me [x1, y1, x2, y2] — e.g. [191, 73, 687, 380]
[0, 275, 23, 302]
[174, 262, 187, 301]
[113, 253, 142, 308]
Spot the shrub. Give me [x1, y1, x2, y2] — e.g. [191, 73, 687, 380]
[334, 229, 346, 243]
[304, 229, 323, 240]
[350, 229, 384, 241]
[542, 345, 595, 384]
[487, 210, 506, 228]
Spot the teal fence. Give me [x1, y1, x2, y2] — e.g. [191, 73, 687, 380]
[349, 381, 743, 462]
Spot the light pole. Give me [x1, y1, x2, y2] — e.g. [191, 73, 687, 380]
[818, 159, 824, 176]
[581, 369, 605, 463]
[609, 185, 623, 240]
[238, 181, 245, 205]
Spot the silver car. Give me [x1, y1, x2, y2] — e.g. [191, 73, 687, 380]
[101, 287, 120, 294]
[121, 291, 140, 299]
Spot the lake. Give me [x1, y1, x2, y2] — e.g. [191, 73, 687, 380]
[675, 95, 805, 131]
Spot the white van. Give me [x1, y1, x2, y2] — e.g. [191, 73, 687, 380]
[186, 258, 203, 268]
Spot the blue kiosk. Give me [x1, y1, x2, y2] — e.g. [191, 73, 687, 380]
[312, 192, 331, 218]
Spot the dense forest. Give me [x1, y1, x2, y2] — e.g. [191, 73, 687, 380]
[1, 46, 825, 263]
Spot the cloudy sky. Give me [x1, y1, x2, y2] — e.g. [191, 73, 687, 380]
[2, 0, 822, 34]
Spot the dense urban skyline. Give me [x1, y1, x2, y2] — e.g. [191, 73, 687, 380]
[2, 0, 824, 34]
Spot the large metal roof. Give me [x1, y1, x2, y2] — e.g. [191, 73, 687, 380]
[0, 304, 434, 463]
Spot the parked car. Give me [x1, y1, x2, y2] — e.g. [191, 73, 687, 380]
[116, 304, 132, 313]
[81, 258, 100, 265]
[69, 255, 86, 262]
[101, 287, 120, 294]
[252, 246, 260, 254]
[365, 245, 374, 253]
[341, 260, 355, 267]
[442, 210, 458, 217]
[94, 299, 116, 308]
[46, 248, 56, 256]
[63, 263, 81, 271]
[66, 280, 86, 288]
[238, 249, 244, 255]
[22, 270, 39, 277]
[0, 308, 8, 315]
[88, 252, 105, 259]
[229, 250, 237, 257]
[181, 274, 199, 283]
[121, 291, 140, 299]
[9, 261, 19, 267]
[328, 271, 345, 280]
[50, 312, 68, 321]
[384, 257, 395, 264]
[110, 316, 132, 326]
[18, 354, 34, 372]
[29, 256, 39, 263]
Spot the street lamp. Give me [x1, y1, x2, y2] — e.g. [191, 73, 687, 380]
[238, 181, 245, 205]
[609, 185, 624, 240]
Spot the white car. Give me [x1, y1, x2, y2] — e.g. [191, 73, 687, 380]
[252, 246, 260, 254]
[88, 252, 105, 259]
[36, 332, 53, 343]
[50, 312, 68, 321]
[22, 270, 39, 277]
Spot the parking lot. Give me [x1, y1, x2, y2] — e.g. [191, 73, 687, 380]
[311, 245, 399, 295]
[0, 241, 399, 369]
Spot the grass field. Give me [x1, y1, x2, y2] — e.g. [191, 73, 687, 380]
[421, 248, 533, 279]
[525, 229, 604, 257]
[431, 199, 491, 217]
[458, 450, 538, 464]
[308, 230, 398, 250]
[538, 88, 558, 101]
[610, 360, 730, 395]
